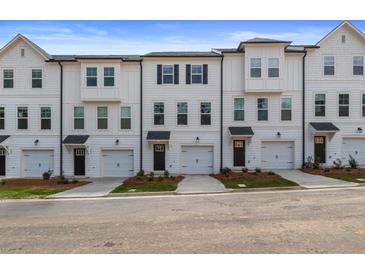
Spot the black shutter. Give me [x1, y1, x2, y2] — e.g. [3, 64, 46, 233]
[186, 64, 191, 84]
[203, 64, 208, 84]
[157, 64, 162, 84]
[174, 64, 179, 84]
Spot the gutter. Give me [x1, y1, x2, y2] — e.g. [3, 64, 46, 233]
[57, 61, 63, 176]
[220, 54, 224, 171]
[139, 61, 143, 172]
[302, 51, 307, 167]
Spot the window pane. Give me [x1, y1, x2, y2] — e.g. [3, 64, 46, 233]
[324, 66, 334, 75]
[268, 58, 279, 68]
[339, 106, 349, 117]
[0, 119, 4, 130]
[87, 77, 97, 87]
[17, 108, 28, 118]
[354, 66, 364, 75]
[339, 94, 349, 105]
[18, 119, 27, 129]
[234, 110, 244, 121]
[324, 56, 334, 66]
[363, 106, 365, 117]
[32, 69, 42, 78]
[192, 65, 202, 74]
[251, 68, 261, 78]
[177, 102, 187, 113]
[97, 107, 107, 117]
[268, 68, 279, 77]
[4, 79, 13, 88]
[192, 75, 202, 83]
[154, 114, 164, 125]
[154, 103, 164, 114]
[281, 98, 292, 109]
[315, 94, 325, 104]
[104, 67, 114, 77]
[0, 108, 4, 118]
[363, 94, 365, 105]
[104, 77, 114, 86]
[281, 110, 292, 121]
[201, 103, 211, 113]
[163, 65, 173, 74]
[41, 107, 51, 118]
[87, 67, 97, 77]
[74, 119, 84, 129]
[74, 107, 84, 118]
[41, 119, 51, 130]
[201, 114, 211, 125]
[177, 114, 188, 125]
[258, 110, 268, 121]
[251, 58, 261, 68]
[3, 69, 13, 78]
[353, 56, 363, 66]
[121, 107, 131, 118]
[234, 98, 244, 110]
[258, 98, 268, 109]
[32, 79, 42, 88]
[315, 106, 326, 117]
[98, 118, 108, 129]
[121, 118, 131, 129]
[163, 75, 173, 84]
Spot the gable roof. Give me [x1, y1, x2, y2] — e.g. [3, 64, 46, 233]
[50, 55, 142, 62]
[316, 20, 365, 46]
[143, 51, 221, 57]
[0, 34, 51, 60]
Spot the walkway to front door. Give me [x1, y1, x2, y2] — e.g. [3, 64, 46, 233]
[175, 175, 230, 194]
[275, 170, 359, 189]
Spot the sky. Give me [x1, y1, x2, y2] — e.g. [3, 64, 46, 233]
[0, 20, 364, 55]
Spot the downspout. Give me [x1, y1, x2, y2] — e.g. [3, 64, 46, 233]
[302, 51, 307, 167]
[220, 54, 224, 171]
[57, 61, 63, 176]
[139, 61, 143, 172]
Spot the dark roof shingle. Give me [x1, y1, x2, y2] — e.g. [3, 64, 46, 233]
[0, 135, 10, 143]
[63, 135, 90, 144]
[146, 131, 171, 140]
[310, 123, 339, 131]
[143, 51, 221, 57]
[229, 127, 254, 136]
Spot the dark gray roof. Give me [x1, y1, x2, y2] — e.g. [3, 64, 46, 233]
[63, 135, 90, 144]
[0, 135, 10, 143]
[214, 48, 240, 53]
[50, 55, 141, 62]
[242, 37, 292, 44]
[146, 131, 171, 140]
[310, 123, 339, 131]
[143, 51, 221, 57]
[229, 127, 254, 136]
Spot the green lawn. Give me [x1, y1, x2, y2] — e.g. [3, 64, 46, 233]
[0, 187, 63, 199]
[112, 177, 183, 193]
[323, 173, 365, 183]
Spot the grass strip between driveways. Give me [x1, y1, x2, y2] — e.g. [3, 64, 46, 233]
[0, 187, 64, 199]
[112, 176, 184, 193]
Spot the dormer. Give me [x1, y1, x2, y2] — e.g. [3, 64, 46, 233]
[239, 38, 291, 93]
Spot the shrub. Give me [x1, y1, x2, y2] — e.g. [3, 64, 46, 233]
[137, 169, 145, 177]
[303, 156, 314, 169]
[333, 158, 343, 169]
[164, 170, 170, 178]
[313, 157, 322, 169]
[348, 155, 358, 169]
[220, 167, 231, 176]
[42, 170, 52, 180]
[148, 171, 155, 181]
[255, 168, 262, 174]
[241, 167, 248, 173]
[268, 171, 275, 175]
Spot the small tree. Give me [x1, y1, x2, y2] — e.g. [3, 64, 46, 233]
[348, 155, 358, 169]
[333, 158, 343, 169]
[163, 170, 170, 178]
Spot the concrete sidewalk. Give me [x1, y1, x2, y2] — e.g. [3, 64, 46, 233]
[175, 175, 230, 194]
[49, 178, 124, 198]
[275, 170, 359, 189]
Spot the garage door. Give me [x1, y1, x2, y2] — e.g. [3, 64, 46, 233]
[181, 146, 213, 174]
[23, 150, 54, 177]
[261, 141, 294, 169]
[342, 138, 365, 165]
[102, 150, 134, 177]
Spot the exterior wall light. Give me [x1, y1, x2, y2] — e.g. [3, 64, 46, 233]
[277, 132, 281, 137]
[195, 137, 200, 143]
[34, 139, 39, 145]
[358, 127, 363, 133]
[115, 139, 119, 145]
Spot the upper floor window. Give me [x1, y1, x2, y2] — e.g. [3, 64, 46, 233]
[234, 98, 244, 121]
[162, 65, 174, 84]
[281, 98, 292, 121]
[154, 102, 164, 125]
[191, 65, 203, 84]
[250, 58, 261, 78]
[177, 102, 188, 125]
[363, 94, 365, 117]
[257, 98, 268, 121]
[97, 106, 108, 129]
[104, 67, 115, 87]
[353, 56, 364, 76]
[86, 67, 97, 87]
[268, 58, 279, 78]
[3, 69, 14, 88]
[200, 102, 211, 125]
[74, 106, 84, 130]
[324, 56, 335, 76]
[315, 94, 326, 117]
[40, 107, 51, 130]
[32, 69, 42, 88]
[338, 94, 349, 117]
[120, 106, 131, 129]
[0, 107, 4, 130]
[17, 107, 28, 130]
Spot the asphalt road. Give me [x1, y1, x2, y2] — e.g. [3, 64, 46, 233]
[1, 188, 365, 253]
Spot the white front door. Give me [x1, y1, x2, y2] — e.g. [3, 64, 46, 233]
[102, 150, 134, 177]
[23, 150, 54, 177]
[261, 141, 294, 169]
[342, 138, 365, 165]
[181, 145, 214, 174]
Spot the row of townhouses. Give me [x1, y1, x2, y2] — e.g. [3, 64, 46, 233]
[0, 21, 365, 178]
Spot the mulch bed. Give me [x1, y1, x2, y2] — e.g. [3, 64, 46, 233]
[0, 178, 89, 190]
[302, 168, 365, 176]
[123, 175, 184, 185]
[212, 171, 281, 182]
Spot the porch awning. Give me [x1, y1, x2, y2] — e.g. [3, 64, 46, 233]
[310, 122, 339, 132]
[63, 135, 90, 145]
[229, 127, 254, 136]
[146, 131, 170, 141]
[0, 135, 10, 143]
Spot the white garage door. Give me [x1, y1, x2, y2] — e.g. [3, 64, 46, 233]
[342, 138, 365, 165]
[261, 141, 294, 169]
[181, 146, 214, 174]
[102, 150, 134, 177]
[23, 150, 54, 177]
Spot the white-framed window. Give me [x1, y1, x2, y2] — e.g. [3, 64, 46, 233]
[0, 107, 4, 130]
[3, 69, 14, 88]
[268, 58, 279, 78]
[177, 102, 188, 125]
[324, 56, 335, 75]
[250, 58, 261, 78]
[97, 106, 108, 129]
[315, 94, 326, 117]
[353, 56, 364, 76]
[17, 106, 28, 130]
[120, 106, 131, 129]
[257, 98, 268, 121]
[200, 102, 211, 125]
[154, 102, 164, 125]
[191, 65, 203, 84]
[40, 106, 51, 130]
[362, 94, 365, 117]
[281, 98, 292, 121]
[338, 93, 349, 117]
[234, 98, 244, 121]
[104, 67, 115, 87]
[32, 69, 42, 88]
[74, 106, 84, 130]
[86, 67, 97, 87]
[162, 65, 174, 84]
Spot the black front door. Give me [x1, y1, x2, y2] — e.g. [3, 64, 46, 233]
[233, 140, 245, 166]
[0, 148, 5, 176]
[314, 136, 326, 163]
[74, 148, 85, 176]
[154, 144, 165, 171]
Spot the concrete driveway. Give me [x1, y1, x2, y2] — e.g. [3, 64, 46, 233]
[175, 175, 230, 194]
[275, 170, 359, 189]
[49, 177, 124, 198]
